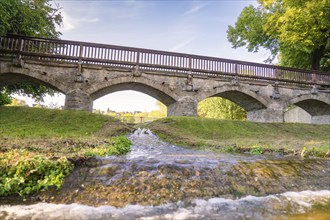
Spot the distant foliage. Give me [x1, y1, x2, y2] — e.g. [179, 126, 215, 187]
[102, 101, 167, 124]
[121, 113, 135, 124]
[0, 91, 11, 106]
[6, 98, 26, 106]
[135, 101, 167, 119]
[198, 97, 246, 120]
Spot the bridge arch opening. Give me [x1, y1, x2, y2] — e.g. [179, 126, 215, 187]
[199, 89, 267, 113]
[285, 97, 330, 124]
[90, 82, 176, 107]
[91, 83, 172, 122]
[292, 99, 330, 116]
[0, 73, 65, 108]
[0, 72, 66, 93]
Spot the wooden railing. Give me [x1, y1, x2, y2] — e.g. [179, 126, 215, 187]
[1, 35, 329, 86]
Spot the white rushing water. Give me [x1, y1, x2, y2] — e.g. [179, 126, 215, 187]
[1, 190, 329, 220]
[124, 128, 266, 166]
[1, 129, 329, 219]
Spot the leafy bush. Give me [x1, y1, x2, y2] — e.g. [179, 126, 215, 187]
[0, 150, 73, 196]
[108, 135, 132, 156]
[83, 135, 132, 157]
[250, 146, 264, 155]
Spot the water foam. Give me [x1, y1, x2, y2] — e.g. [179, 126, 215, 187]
[1, 190, 329, 220]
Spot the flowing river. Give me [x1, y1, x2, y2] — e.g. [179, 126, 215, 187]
[1, 129, 329, 219]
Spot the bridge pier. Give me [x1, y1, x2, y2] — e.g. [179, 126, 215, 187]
[284, 107, 330, 124]
[64, 90, 93, 111]
[167, 97, 198, 117]
[247, 105, 284, 123]
[311, 115, 330, 124]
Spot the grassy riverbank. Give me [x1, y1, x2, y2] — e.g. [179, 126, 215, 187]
[0, 106, 132, 157]
[0, 106, 132, 197]
[145, 117, 330, 157]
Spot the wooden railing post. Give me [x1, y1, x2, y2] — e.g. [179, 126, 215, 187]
[13, 37, 24, 67]
[16, 37, 23, 59]
[188, 57, 192, 70]
[75, 44, 83, 82]
[78, 44, 83, 60]
[78, 44, 83, 69]
[136, 51, 140, 65]
[311, 73, 317, 84]
[232, 63, 239, 85]
[133, 51, 142, 76]
[275, 67, 280, 79]
[311, 72, 319, 94]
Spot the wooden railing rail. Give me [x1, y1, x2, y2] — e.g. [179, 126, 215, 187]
[1, 35, 329, 86]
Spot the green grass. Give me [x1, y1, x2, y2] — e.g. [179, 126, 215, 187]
[145, 117, 330, 157]
[0, 106, 132, 158]
[0, 106, 121, 138]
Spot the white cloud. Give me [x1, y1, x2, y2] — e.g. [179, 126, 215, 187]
[184, 3, 207, 16]
[58, 9, 100, 32]
[169, 36, 197, 52]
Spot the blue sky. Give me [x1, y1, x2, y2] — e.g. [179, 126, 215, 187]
[19, 0, 270, 112]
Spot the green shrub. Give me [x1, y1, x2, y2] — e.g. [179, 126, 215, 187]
[109, 135, 132, 155]
[250, 146, 264, 155]
[0, 151, 73, 196]
[83, 135, 132, 157]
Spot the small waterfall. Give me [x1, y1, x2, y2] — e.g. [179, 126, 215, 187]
[133, 128, 153, 136]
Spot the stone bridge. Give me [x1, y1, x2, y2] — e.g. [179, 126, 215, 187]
[1, 35, 330, 124]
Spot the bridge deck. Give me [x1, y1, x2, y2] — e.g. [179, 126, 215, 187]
[0, 35, 329, 86]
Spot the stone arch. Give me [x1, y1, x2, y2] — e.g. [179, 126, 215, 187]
[198, 85, 269, 111]
[88, 76, 178, 106]
[288, 94, 330, 116]
[0, 71, 68, 94]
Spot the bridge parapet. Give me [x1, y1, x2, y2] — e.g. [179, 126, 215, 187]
[1, 35, 329, 87]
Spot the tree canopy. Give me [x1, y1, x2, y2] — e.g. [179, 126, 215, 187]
[0, 0, 62, 38]
[0, 0, 63, 105]
[227, 0, 330, 71]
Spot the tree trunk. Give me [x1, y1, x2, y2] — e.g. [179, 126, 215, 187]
[311, 46, 325, 71]
[310, 36, 328, 71]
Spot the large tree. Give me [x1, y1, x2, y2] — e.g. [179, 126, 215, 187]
[227, 0, 330, 71]
[0, 0, 63, 105]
